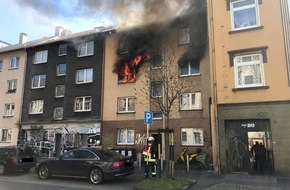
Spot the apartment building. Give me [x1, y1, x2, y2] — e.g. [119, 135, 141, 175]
[102, 0, 212, 162]
[19, 27, 114, 156]
[208, 0, 290, 176]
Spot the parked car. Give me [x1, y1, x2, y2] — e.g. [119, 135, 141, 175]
[0, 146, 36, 175]
[35, 147, 135, 184]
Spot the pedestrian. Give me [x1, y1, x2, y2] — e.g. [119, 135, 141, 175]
[250, 141, 264, 172]
[143, 136, 157, 179]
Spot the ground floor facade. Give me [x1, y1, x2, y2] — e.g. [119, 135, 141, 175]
[218, 101, 290, 177]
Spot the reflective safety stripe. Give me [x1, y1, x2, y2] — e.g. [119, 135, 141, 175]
[144, 157, 156, 162]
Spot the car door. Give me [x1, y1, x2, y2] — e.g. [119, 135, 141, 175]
[73, 150, 96, 176]
[51, 150, 78, 176]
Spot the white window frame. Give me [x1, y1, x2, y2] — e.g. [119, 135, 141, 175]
[234, 53, 265, 88]
[179, 61, 200, 76]
[55, 85, 65, 97]
[181, 128, 204, 146]
[54, 107, 63, 120]
[4, 103, 15, 116]
[76, 68, 93, 84]
[1, 129, 12, 142]
[7, 80, 17, 92]
[152, 82, 162, 98]
[10, 57, 19, 69]
[178, 28, 190, 45]
[57, 63, 66, 76]
[29, 100, 44, 114]
[151, 54, 162, 69]
[78, 41, 94, 57]
[231, 0, 260, 31]
[34, 50, 48, 64]
[180, 92, 202, 110]
[58, 44, 67, 56]
[32, 74, 46, 89]
[117, 97, 135, 113]
[117, 129, 135, 145]
[74, 96, 92, 112]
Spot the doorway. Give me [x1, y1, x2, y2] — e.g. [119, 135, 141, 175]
[225, 119, 274, 175]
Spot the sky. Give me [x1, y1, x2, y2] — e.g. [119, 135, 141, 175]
[0, 0, 191, 45]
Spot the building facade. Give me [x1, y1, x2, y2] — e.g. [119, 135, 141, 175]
[208, 0, 290, 176]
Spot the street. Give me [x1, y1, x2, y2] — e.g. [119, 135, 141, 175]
[0, 169, 142, 190]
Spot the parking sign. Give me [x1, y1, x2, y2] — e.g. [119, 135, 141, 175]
[144, 111, 153, 125]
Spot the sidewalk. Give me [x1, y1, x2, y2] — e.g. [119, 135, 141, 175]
[132, 164, 290, 190]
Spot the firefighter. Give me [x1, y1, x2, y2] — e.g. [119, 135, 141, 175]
[143, 136, 157, 179]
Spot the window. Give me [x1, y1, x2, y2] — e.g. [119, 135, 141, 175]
[78, 41, 94, 57]
[10, 57, 19, 69]
[76, 68, 93, 84]
[29, 100, 44, 114]
[234, 53, 264, 88]
[0, 60, 2, 71]
[231, 0, 259, 30]
[1, 129, 12, 142]
[181, 128, 203, 146]
[4, 104, 15, 116]
[32, 74, 46, 88]
[180, 92, 202, 110]
[151, 54, 162, 68]
[35, 50, 48, 64]
[152, 82, 162, 97]
[117, 97, 135, 113]
[57, 63, 66, 76]
[58, 44, 67, 56]
[7, 80, 17, 92]
[54, 107, 63, 120]
[117, 129, 135, 145]
[178, 28, 190, 45]
[153, 112, 162, 120]
[75, 96, 92, 112]
[55, 85, 65, 97]
[179, 60, 200, 76]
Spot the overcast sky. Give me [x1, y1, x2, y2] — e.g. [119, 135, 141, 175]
[0, 0, 191, 45]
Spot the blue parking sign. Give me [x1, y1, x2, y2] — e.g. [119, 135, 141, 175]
[144, 111, 153, 125]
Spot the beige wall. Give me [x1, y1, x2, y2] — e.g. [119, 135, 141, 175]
[211, 0, 290, 104]
[0, 50, 26, 146]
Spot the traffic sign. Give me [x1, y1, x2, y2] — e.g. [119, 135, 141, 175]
[144, 111, 153, 125]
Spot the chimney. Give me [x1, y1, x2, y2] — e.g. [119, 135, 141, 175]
[55, 26, 64, 37]
[61, 29, 72, 36]
[19, 32, 27, 44]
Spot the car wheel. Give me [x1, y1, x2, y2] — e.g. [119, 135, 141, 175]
[38, 164, 50, 179]
[89, 167, 104, 184]
[0, 163, 6, 175]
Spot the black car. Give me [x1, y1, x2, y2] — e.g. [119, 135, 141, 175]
[0, 146, 36, 175]
[35, 147, 135, 184]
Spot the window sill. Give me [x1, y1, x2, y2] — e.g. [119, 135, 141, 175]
[179, 74, 201, 78]
[6, 90, 16, 93]
[229, 26, 264, 34]
[3, 115, 14, 118]
[180, 108, 203, 111]
[232, 85, 269, 92]
[117, 111, 136, 114]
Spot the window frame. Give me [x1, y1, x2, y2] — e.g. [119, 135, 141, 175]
[7, 79, 17, 92]
[117, 97, 136, 113]
[233, 53, 265, 88]
[180, 92, 202, 110]
[74, 96, 92, 112]
[151, 82, 162, 98]
[58, 44, 67, 56]
[55, 85, 65, 97]
[29, 100, 44, 114]
[34, 50, 48, 64]
[31, 74, 46, 89]
[4, 103, 15, 116]
[230, 0, 260, 31]
[181, 128, 204, 146]
[53, 107, 63, 120]
[117, 128, 135, 145]
[151, 54, 162, 69]
[178, 28, 190, 45]
[77, 41, 94, 57]
[76, 68, 93, 84]
[1, 129, 12, 142]
[56, 63, 66, 76]
[153, 112, 162, 120]
[179, 61, 200, 77]
[10, 57, 19, 69]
